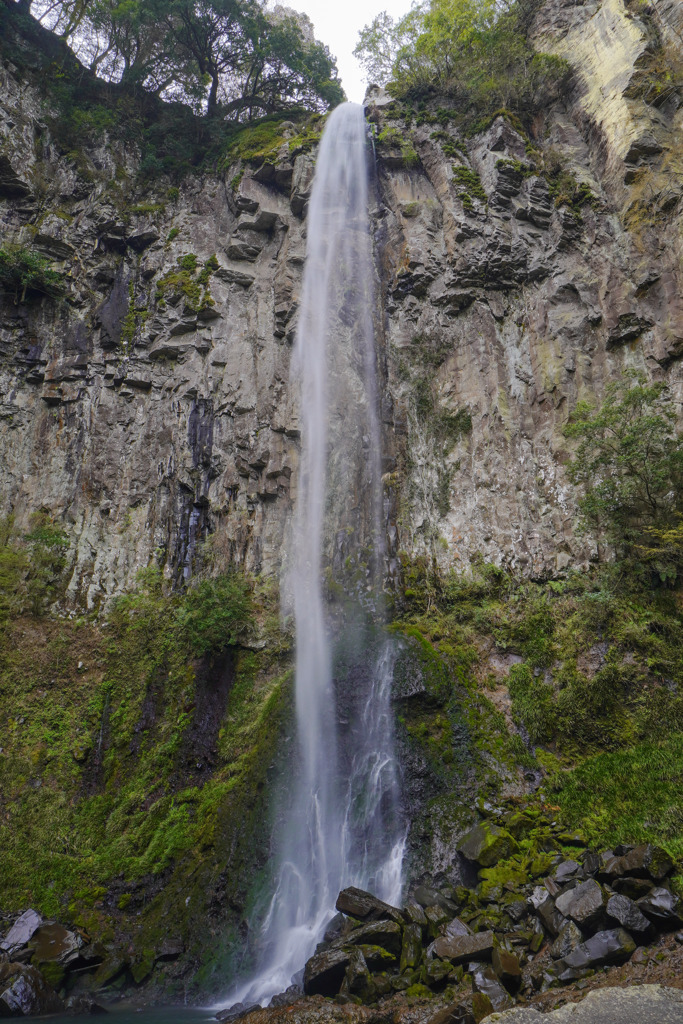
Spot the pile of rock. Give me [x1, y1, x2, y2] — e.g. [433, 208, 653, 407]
[0, 909, 106, 1016]
[301, 816, 681, 1022]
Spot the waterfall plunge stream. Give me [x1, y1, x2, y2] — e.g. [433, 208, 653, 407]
[225, 103, 405, 1008]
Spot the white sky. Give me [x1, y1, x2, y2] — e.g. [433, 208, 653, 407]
[284, 0, 415, 103]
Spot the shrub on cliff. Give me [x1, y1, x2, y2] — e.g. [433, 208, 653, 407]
[0, 244, 64, 304]
[565, 370, 683, 582]
[355, 0, 569, 124]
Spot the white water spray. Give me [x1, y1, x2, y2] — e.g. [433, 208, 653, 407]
[223, 102, 404, 1009]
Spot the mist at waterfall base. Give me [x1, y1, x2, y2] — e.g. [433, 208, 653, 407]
[222, 103, 405, 1009]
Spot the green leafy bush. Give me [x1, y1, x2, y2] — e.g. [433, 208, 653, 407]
[177, 573, 253, 657]
[0, 244, 64, 303]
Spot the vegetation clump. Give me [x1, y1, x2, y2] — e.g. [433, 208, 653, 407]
[355, 0, 570, 130]
[452, 164, 487, 210]
[0, 244, 64, 303]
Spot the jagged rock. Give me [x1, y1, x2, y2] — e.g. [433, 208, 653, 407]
[426, 999, 475, 1024]
[341, 948, 374, 1003]
[536, 895, 566, 937]
[637, 887, 683, 927]
[554, 879, 605, 930]
[552, 927, 636, 981]
[29, 922, 83, 965]
[553, 860, 583, 885]
[412, 886, 457, 913]
[0, 962, 64, 1016]
[432, 930, 495, 965]
[400, 923, 423, 971]
[355, 944, 396, 971]
[457, 824, 517, 868]
[598, 844, 675, 883]
[549, 920, 584, 960]
[64, 993, 108, 1014]
[344, 920, 402, 957]
[612, 877, 655, 900]
[0, 154, 32, 198]
[472, 966, 514, 1012]
[491, 948, 521, 993]
[605, 893, 652, 934]
[335, 887, 403, 923]
[0, 911, 42, 956]
[303, 947, 351, 996]
[216, 1001, 262, 1022]
[127, 228, 161, 251]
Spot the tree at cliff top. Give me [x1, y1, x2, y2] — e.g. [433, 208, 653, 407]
[355, 0, 568, 121]
[24, 0, 344, 117]
[565, 370, 683, 583]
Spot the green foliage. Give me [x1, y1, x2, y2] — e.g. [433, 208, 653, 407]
[564, 370, 683, 577]
[550, 735, 683, 861]
[177, 573, 252, 657]
[155, 253, 218, 312]
[32, 0, 344, 120]
[0, 244, 64, 304]
[452, 164, 487, 209]
[356, 0, 570, 129]
[24, 512, 70, 615]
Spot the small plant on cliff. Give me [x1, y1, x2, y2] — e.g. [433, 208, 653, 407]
[564, 370, 683, 579]
[177, 573, 253, 657]
[0, 244, 64, 304]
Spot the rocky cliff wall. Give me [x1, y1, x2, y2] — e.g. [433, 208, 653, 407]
[1, 0, 683, 603]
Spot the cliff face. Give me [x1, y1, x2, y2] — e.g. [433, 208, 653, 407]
[1, 0, 683, 602]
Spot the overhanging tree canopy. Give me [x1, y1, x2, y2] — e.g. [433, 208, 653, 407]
[26, 0, 344, 118]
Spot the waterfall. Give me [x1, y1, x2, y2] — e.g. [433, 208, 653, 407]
[222, 102, 404, 1009]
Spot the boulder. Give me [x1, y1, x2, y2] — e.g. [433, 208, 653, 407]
[555, 879, 605, 930]
[30, 922, 83, 965]
[426, 1000, 475, 1024]
[598, 844, 674, 882]
[432, 930, 495, 965]
[637, 887, 683, 927]
[356, 944, 397, 971]
[612, 876, 654, 900]
[335, 887, 403, 924]
[549, 920, 584, 960]
[553, 928, 636, 982]
[536, 895, 566, 937]
[413, 885, 458, 913]
[0, 912, 43, 957]
[303, 947, 350, 996]
[344, 920, 402, 957]
[400, 923, 423, 972]
[492, 947, 522, 993]
[457, 824, 517, 867]
[424, 958, 453, 987]
[342, 948, 374, 1002]
[0, 963, 64, 1017]
[472, 966, 514, 1012]
[606, 894, 652, 934]
[404, 899, 428, 927]
[553, 860, 583, 885]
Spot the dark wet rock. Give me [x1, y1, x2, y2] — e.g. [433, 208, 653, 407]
[553, 860, 583, 885]
[0, 962, 64, 1016]
[412, 886, 458, 913]
[426, 999, 475, 1024]
[473, 967, 513, 1012]
[0, 912, 43, 957]
[344, 920, 402, 957]
[425, 905, 450, 936]
[355, 944, 397, 971]
[404, 899, 428, 928]
[554, 878, 605, 930]
[457, 824, 517, 868]
[342, 949, 374, 1003]
[64, 993, 108, 1014]
[400, 923, 423, 971]
[442, 918, 473, 940]
[637, 887, 683, 927]
[336, 888, 403, 924]
[432, 930, 495, 965]
[552, 927, 636, 981]
[304, 947, 351, 996]
[491, 948, 521, 993]
[324, 915, 348, 944]
[612, 876, 655, 900]
[536, 895, 566, 937]
[424, 958, 452, 988]
[127, 228, 160, 251]
[549, 920, 584, 960]
[216, 1002, 263, 1022]
[30, 922, 83, 964]
[606, 893, 652, 934]
[268, 986, 303, 1010]
[472, 992, 494, 1023]
[598, 844, 674, 882]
